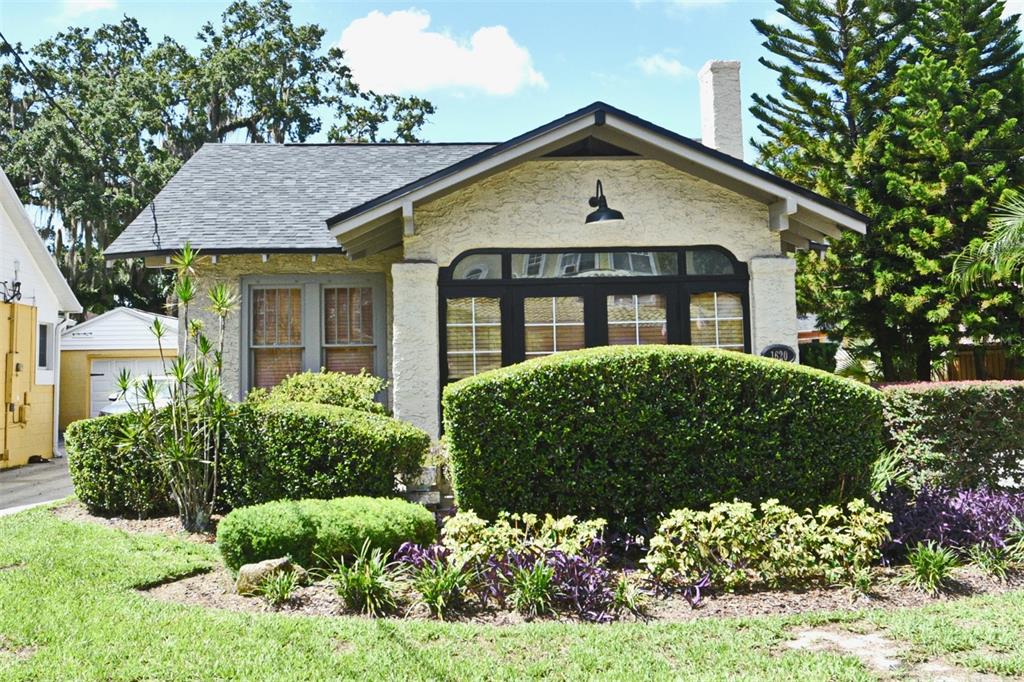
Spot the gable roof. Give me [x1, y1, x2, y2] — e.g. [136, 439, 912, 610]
[105, 143, 494, 257]
[328, 101, 868, 258]
[329, 101, 865, 228]
[0, 166, 81, 312]
[61, 306, 178, 351]
[107, 102, 868, 261]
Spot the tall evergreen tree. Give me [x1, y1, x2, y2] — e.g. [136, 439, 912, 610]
[754, 0, 1024, 380]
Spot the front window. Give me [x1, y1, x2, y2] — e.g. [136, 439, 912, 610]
[250, 288, 303, 389]
[445, 297, 502, 380]
[440, 247, 749, 384]
[246, 276, 384, 391]
[323, 287, 375, 374]
[690, 292, 745, 350]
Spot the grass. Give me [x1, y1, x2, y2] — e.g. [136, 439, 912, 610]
[0, 506, 1023, 681]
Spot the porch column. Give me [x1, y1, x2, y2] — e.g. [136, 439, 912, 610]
[391, 261, 441, 438]
[748, 256, 799, 359]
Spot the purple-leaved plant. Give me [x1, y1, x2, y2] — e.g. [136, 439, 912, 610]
[882, 486, 1024, 561]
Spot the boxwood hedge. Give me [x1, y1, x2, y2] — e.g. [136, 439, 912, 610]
[66, 396, 429, 516]
[443, 345, 883, 532]
[218, 399, 428, 509]
[217, 496, 437, 571]
[881, 381, 1024, 490]
[65, 413, 172, 518]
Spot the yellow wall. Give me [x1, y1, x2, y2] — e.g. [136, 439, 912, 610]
[59, 348, 177, 431]
[1, 302, 55, 468]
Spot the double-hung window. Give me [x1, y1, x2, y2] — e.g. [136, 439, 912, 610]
[244, 275, 385, 392]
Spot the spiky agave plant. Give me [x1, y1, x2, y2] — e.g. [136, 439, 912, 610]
[117, 243, 237, 531]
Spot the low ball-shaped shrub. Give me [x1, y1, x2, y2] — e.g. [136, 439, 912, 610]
[65, 413, 171, 518]
[219, 399, 429, 509]
[881, 381, 1024, 489]
[264, 370, 386, 414]
[443, 345, 884, 531]
[217, 496, 437, 571]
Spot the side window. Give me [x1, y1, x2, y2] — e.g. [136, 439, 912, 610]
[323, 287, 375, 374]
[37, 323, 53, 370]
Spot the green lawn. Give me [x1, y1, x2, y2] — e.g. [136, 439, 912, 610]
[1, 506, 1022, 681]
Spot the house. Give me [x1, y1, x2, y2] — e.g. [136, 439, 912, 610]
[106, 61, 867, 438]
[59, 307, 178, 430]
[0, 166, 82, 468]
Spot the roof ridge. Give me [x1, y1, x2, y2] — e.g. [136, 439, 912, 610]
[201, 142, 499, 148]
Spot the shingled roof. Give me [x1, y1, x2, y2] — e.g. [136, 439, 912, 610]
[105, 142, 494, 257]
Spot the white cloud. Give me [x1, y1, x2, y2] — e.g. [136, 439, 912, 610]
[636, 53, 695, 79]
[61, 0, 116, 18]
[1005, 1, 1024, 27]
[338, 9, 546, 96]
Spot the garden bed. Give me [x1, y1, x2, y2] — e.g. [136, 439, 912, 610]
[139, 562, 1024, 624]
[51, 501, 216, 544]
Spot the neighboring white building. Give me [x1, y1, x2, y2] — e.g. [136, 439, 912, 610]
[59, 307, 178, 428]
[0, 165, 82, 467]
[107, 61, 868, 438]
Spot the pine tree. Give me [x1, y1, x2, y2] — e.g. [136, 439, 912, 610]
[755, 0, 1024, 380]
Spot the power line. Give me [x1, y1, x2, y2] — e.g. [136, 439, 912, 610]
[0, 29, 161, 249]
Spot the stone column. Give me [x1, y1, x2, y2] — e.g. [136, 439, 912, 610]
[748, 256, 799, 359]
[390, 261, 441, 437]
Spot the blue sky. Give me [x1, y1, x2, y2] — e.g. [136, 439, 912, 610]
[4, 0, 1024, 159]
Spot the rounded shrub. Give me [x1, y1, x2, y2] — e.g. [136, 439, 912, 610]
[264, 370, 386, 414]
[65, 413, 171, 518]
[219, 399, 429, 509]
[217, 496, 437, 571]
[443, 345, 884, 532]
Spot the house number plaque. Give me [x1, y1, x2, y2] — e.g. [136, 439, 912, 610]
[760, 344, 797, 362]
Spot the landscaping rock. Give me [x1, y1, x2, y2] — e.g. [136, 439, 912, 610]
[235, 557, 307, 596]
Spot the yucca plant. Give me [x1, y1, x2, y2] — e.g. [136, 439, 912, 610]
[117, 244, 237, 532]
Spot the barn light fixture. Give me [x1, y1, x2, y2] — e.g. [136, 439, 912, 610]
[0, 280, 21, 304]
[584, 180, 624, 224]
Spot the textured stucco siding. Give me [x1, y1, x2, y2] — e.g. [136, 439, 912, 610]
[407, 159, 779, 266]
[183, 251, 398, 400]
[748, 256, 799, 356]
[391, 262, 441, 436]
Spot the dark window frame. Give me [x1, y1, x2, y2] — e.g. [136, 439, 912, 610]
[438, 246, 751, 389]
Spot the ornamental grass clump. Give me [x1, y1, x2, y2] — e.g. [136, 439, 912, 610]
[332, 539, 406, 616]
[902, 542, 960, 595]
[394, 543, 468, 620]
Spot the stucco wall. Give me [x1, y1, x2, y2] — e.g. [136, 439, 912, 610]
[407, 159, 780, 265]
[182, 251, 399, 400]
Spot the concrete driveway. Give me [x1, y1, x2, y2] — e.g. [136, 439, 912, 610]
[0, 452, 74, 515]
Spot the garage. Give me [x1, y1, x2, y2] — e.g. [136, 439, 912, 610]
[88, 357, 169, 418]
[59, 307, 178, 430]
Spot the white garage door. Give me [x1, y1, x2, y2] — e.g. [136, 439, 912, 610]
[89, 358, 168, 417]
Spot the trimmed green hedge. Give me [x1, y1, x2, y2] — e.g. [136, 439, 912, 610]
[217, 496, 437, 571]
[881, 381, 1024, 489]
[67, 396, 428, 517]
[263, 370, 386, 414]
[218, 399, 428, 509]
[443, 345, 884, 531]
[65, 413, 172, 518]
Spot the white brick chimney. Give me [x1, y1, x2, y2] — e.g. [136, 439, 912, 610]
[698, 60, 743, 160]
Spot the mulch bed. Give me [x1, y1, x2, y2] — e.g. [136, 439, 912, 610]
[52, 501, 1024, 624]
[51, 501, 216, 544]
